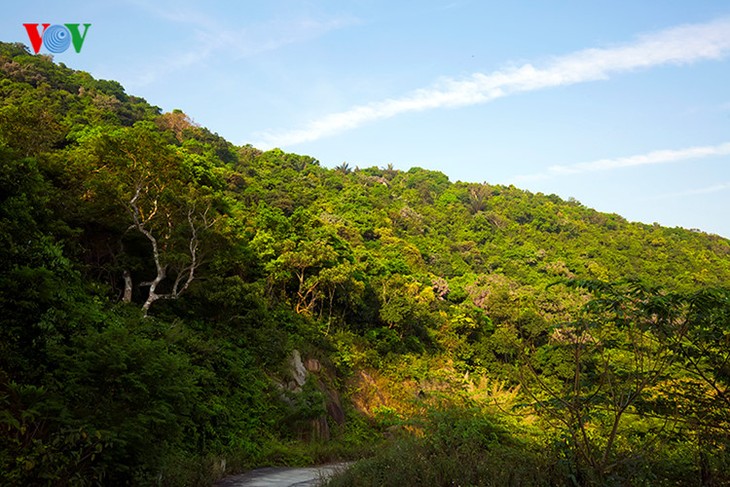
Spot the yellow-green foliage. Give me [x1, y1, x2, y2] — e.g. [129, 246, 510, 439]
[2, 41, 730, 485]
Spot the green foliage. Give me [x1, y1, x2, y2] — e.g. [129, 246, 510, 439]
[2, 41, 730, 485]
[518, 279, 730, 484]
[328, 406, 569, 487]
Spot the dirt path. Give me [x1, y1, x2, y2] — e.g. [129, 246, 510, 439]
[214, 462, 351, 487]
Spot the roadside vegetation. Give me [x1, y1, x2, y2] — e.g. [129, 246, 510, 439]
[1, 42, 729, 485]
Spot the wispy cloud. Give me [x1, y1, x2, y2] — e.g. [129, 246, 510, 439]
[125, 1, 356, 87]
[256, 17, 730, 147]
[649, 181, 730, 200]
[513, 142, 730, 183]
[133, 18, 353, 87]
[126, 0, 221, 30]
[197, 17, 355, 59]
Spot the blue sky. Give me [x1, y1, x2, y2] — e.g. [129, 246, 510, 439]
[4, 1, 730, 236]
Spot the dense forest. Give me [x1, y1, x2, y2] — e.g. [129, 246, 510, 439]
[1, 40, 730, 486]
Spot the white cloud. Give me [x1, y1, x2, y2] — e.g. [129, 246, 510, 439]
[513, 142, 730, 183]
[256, 17, 730, 148]
[200, 17, 356, 59]
[125, 1, 356, 87]
[650, 181, 730, 200]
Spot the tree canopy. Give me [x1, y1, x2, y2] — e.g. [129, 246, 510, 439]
[2, 42, 730, 486]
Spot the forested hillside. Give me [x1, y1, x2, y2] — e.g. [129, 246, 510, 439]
[2, 41, 730, 486]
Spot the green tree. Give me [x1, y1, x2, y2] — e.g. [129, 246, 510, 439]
[72, 122, 217, 315]
[519, 280, 689, 483]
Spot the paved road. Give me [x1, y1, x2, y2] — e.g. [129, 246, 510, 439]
[214, 463, 351, 487]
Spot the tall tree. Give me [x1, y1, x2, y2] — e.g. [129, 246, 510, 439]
[74, 122, 215, 315]
[519, 280, 689, 482]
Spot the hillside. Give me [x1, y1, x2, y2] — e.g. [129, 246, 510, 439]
[2, 41, 730, 486]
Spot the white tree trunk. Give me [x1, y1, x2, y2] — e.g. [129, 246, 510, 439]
[127, 186, 207, 316]
[122, 270, 133, 303]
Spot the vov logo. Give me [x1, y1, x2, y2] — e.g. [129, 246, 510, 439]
[23, 23, 91, 54]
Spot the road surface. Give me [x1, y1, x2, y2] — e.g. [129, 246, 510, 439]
[214, 463, 351, 487]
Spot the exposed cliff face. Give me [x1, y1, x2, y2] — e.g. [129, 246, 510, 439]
[282, 350, 345, 441]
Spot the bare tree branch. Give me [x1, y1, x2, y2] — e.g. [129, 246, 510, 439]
[124, 180, 213, 316]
